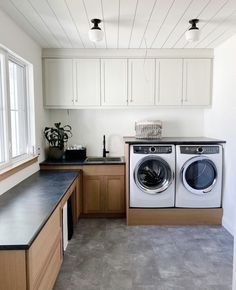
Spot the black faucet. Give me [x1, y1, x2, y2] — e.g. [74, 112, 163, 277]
[103, 135, 109, 157]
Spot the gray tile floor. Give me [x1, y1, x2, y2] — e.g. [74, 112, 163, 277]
[54, 219, 233, 290]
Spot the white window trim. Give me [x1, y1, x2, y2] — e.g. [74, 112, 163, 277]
[0, 46, 36, 171]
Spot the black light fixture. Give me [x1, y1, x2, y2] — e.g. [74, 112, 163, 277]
[185, 19, 200, 42]
[88, 18, 104, 42]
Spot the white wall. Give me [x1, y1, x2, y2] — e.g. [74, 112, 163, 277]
[204, 34, 236, 236]
[0, 9, 47, 195]
[49, 108, 205, 156]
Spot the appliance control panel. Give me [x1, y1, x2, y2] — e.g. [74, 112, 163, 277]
[180, 146, 220, 154]
[133, 146, 172, 154]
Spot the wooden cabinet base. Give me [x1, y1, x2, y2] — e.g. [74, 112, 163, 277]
[127, 208, 223, 226]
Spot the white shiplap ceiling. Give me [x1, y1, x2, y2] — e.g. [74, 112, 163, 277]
[1, 0, 236, 49]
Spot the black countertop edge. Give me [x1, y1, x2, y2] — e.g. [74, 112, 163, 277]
[0, 170, 80, 250]
[40, 157, 126, 166]
[123, 137, 226, 144]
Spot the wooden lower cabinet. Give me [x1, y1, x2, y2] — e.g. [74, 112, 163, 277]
[83, 165, 125, 215]
[0, 177, 80, 290]
[27, 206, 62, 290]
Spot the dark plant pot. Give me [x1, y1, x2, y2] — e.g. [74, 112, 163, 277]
[47, 147, 64, 160]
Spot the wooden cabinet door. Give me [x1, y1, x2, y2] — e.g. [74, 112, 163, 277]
[128, 59, 155, 106]
[74, 59, 101, 106]
[156, 59, 183, 105]
[183, 59, 212, 106]
[101, 59, 128, 106]
[83, 176, 104, 213]
[44, 59, 74, 107]
[104, 176, 125, 213]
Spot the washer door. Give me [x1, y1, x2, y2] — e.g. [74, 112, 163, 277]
[134, 156, 174, 194]
[182, 156, 217, 195]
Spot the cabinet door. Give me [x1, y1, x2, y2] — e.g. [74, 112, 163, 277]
[183, 59, 212, 106]
[44, 59, 74, 107]
[74, 59, 100, 106]
[101, 59, 127, 106]
[156, 59, 183, 106]
[128, 59, 155, 106]
[104, 176, 125, 213]
[83, 176, 103, 213]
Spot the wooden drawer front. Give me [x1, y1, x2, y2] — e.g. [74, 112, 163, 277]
[27, 206, 61, 289]
[37, 236, 62, 290]
[82, 165, 125, 176]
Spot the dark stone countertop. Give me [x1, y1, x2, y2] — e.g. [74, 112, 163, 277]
[123, 137, 226, 144]
[40, 157, 125, 166]
[0, 170, 79, 250]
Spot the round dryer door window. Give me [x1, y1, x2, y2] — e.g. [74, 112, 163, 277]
[182, 157, 217, 195]
[134, 156, 173, 194]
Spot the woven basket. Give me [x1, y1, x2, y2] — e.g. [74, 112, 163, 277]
[135, 121, 162, 139]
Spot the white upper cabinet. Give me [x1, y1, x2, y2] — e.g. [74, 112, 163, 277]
[183, 59, 212, 106]
[156, 59, 183, 106]
[43, 56, 212, 108]
[128, 59, 155, 106]
[101, 59, 127, 106]
[44, 59, 74, 107]
[74, 59, 100, 106]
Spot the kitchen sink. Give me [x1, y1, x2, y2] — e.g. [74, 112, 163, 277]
[86, 157, 122, 162]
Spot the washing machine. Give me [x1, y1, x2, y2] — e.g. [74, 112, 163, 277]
[176, 145, 223, 208]
[129, 144, 175, 208]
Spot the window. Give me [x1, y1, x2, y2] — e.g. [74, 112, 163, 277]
[0, 48, 35, 170]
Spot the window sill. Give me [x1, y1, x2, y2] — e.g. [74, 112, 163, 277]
[0, 155, 38, 181]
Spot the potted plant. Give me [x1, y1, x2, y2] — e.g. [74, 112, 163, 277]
[44, 122, 72, 160]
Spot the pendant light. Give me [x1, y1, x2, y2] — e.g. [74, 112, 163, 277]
[88, 19, 104, 42]
[185, 19, 200, 42]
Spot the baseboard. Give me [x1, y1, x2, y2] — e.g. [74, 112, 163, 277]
[127, 208, 223, 225]
[222, 215, 234, 236]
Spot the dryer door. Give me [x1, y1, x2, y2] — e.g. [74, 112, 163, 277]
[134, 156, 174, 194]
[182, 156, 217, 195]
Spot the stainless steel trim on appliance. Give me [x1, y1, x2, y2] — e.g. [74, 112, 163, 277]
[134, 155, 174, 195]
[181, 156, 217, 195]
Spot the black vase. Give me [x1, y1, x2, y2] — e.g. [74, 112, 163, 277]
[47, 147, 64, 160]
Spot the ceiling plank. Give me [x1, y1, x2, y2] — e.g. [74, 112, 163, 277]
[193, 1, 236, 48]
[174, 0, 228, 48]
[0, 0, 49, 47]
[198, 11, 236, 48]
[185, 0, 236, 48]
[47, 0, 84, 48]
[102, 0, 119, 48]
[65, 0, 94, 48]
[139, 0, 175, 49]
[28, 0, 73, 48]
[128, 0, 156, 48]
[151, 0, 193, 48]
[162, 0, 210, 48]
[207, 28, 236, 48]
[11, 0, 61, 47]
[118, 0, 138, 48]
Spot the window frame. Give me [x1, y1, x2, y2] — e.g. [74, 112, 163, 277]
[0, 47, 36, 171]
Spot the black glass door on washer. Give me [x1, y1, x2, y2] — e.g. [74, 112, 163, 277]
[134, 156, 173, 194]
[182, 157, 217, 195]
